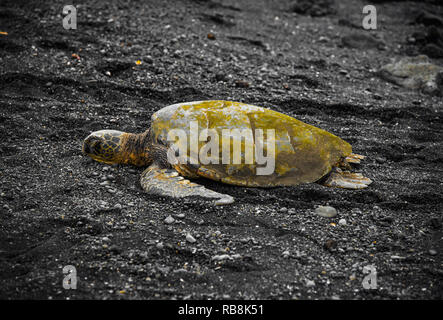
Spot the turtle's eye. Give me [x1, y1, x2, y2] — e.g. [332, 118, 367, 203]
[90, 140, 102, 154]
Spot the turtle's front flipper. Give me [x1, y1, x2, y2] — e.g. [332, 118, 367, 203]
[140, 165, 234, 205]
[322, 169, 372, 189]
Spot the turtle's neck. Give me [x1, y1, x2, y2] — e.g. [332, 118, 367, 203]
[120, 129, 153, 166]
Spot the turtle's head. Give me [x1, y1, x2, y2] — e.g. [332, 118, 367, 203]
[83, 130, 126, 165]
[83, 129, 152, 166]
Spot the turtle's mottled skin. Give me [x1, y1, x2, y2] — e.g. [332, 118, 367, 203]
[83, 100, 372, 205]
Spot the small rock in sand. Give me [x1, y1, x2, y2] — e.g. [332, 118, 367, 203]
[315, 206, 337, 218]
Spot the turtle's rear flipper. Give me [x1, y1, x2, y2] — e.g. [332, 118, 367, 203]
[322, 170, 372, 189]
[345, 153, 366, 164]
[140, 164, 234, 205]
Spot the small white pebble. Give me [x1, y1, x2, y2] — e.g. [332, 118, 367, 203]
[306, 280, 315, 287]
[186, 233, 196, 243]
[164, 215, 175, 224]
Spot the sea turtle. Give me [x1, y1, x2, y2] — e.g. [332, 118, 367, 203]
[83, 100, 372, 205]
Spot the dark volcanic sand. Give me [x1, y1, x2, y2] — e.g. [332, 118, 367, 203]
[0, 0, 442, 299]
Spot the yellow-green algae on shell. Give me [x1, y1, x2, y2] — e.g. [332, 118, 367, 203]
[151, 100, 352, 187]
